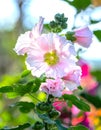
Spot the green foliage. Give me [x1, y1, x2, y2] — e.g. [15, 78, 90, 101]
[0, 86, 13, 93]
[21, 70, 31, 78]
[63, 0, 91, 12]
[44, 13, 68, 33]
[11, 101, 35, 113]
[63, 94, 90, 111]
[32, 121, 44, 130]
[94, 30, 101, 41]
[55, 120, 67, 130]
[38, 114, 55, 124]
[81, 93, 101, 108]
[1, 123, 30, 130]
[68, 125, 88, 130]
[91, 70, 101, 82]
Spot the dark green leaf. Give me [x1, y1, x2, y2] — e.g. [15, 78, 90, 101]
[68, 125, 88, 130]
[11, 101, 35, 113]
[90, 19, 100, 24]
[55, 120, 67, 130]
[94, 30, 101, 41]
[38, 114, 55, 124]
[81, 93, 101, 108]
[1, 123, 30, 130]
[21, 70, 31, 77]
[32, 77, 41, 92]
[63, 94, 90, 111]
[63, 0, 91, 11]
[91, 69, 101, 82]
[0, 86, 13, 93]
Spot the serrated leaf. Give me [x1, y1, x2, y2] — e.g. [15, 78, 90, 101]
[68, 125, 88, 130]
[63, 94, 90, 111]
[21, 70, 31, 78]
[94, 30, 101, 41]
[0, 86, 13, 93]
[11, 101, 35, 113]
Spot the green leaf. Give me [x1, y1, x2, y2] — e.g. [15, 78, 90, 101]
[63, 94, 90, 111]
[81, 93, 101, 108]
[63, 0, 91, 11]
[32, 77, 41, 92]
[55, 120, 67, 130]
[38, 114, 55, 124]
[1, 123, 30, 130]
[91, 70, 101, 82]
[0, 86, 13, 93]
[68, 125, 88, 130]
[11, 101, 35, 113]
[14, 82, 32, 96]
[90, 19, 100, 24]
[21, 70, 31, 78]
[94, 30, 101, 41]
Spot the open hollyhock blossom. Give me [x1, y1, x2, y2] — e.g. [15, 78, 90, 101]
[14, 16, 83, 94]
[26, 33, 79, 79]
[14, 17, 44, 55]
[74, 26, 92, 48]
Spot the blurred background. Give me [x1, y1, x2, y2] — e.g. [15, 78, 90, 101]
[0, 0, 101, 129]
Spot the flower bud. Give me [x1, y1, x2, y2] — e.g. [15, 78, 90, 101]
[49, 110, 60, 119]
[32, 121, 44, 130]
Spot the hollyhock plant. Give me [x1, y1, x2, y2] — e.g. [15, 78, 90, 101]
[12, 14, 93, 130]
[74, 26, 93, 48]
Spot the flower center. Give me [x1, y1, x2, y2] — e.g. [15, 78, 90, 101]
[44, 50, 59, 66]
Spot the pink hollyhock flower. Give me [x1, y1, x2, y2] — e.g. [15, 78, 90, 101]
[40, 78, 63, 97]
[14, 17, 44, 55]
[74, 26, 92, 48]
[62, 66, 82, 91]
[26, 33, 78, 78]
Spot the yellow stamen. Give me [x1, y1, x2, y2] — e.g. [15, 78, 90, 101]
[44, 50, 59, 66]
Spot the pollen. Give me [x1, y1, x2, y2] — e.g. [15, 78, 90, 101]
[44, 50, 59, 66]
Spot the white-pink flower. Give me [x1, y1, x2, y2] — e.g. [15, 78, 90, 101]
[63, 66, 81, 91]
[74, 26, 92, 48]
[26, 33, 77, 78]
[14, 17, 44, 55]
[40, 78, 64, 97]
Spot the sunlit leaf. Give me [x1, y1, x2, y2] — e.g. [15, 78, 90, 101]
[21, 70, 31, 78]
